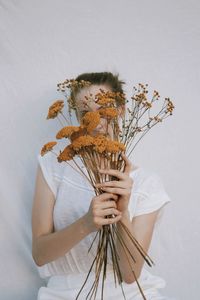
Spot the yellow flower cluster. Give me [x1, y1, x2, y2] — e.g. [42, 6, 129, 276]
[93, 135, 125, 153]
[57, 145, 75, 162]
[98, 107, 118, 119]
[81, 111, 101, 132]
[57, 79, 91, 112]
[143, 101, 152, 108]
[70, 134, 125, 154]
[166, 98, 175, 114]
[56, 126, 80, 139]
[93, 135, 107, 153]
[133, 93, 147, 103]
[70, 125, 87, 141]
[72, 135, 94, 151]
[149, 116, 162, 122]
[57, 78, 91, 93]
[40, 141, 57, 156]
[46, 100, 64, 119]
[106, 140, 125, 153]
[95, 89, 126, 107]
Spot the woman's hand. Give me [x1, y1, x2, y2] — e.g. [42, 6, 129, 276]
[95, 153, 134, 215]
[85, 193, 122, 232]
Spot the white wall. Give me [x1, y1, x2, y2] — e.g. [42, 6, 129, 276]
[0, 0, 199, 299]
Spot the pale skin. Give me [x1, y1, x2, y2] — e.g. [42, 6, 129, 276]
[32, 84, 162, 284]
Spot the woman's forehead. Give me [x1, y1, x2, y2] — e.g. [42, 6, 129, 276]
[75, 84, 112, 108]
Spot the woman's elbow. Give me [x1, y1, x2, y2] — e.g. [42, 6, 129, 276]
[32, 251, 43, 267]
[32, 243, 44, 267]
[123, 269, 141, 284]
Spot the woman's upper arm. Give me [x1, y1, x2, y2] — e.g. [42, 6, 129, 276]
[131, 208, 162, 254]
[31, 163, 55, 255]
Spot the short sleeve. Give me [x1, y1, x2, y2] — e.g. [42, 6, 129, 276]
[129, 171, 172, 222]
[37, 152, 58, 198]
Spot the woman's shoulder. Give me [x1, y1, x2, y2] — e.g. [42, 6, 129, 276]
[129, 164, 172, 218]
[130, 164, 156, 181]
[37, 149, 66, 178]
[130, 164, 167, 194]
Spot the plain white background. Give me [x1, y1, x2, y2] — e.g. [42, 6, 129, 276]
[0, 0, 199, 299]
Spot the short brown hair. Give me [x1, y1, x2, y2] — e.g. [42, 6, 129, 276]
[74, 71, 126, 94]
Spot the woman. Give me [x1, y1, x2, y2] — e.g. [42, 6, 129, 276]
[32, 72, 174, 299]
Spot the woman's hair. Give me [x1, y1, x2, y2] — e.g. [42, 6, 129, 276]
[70, 72, 126, 103]
[74, 71, 126, 94]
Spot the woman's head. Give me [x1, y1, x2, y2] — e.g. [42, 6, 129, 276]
[70, 72, 126, 136]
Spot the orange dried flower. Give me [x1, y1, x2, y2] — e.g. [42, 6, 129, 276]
[166, 98, 175, 114]
[57, 145, 75, 162]
[81, 111, 101, 132]
[72, 135, 94, 151]
[70, 125, 87, 142]
[92, 136, 125, 154]
[93, 135, 108, 153]
[40, 141, 57, 156]
[56, 126, 80, 139]
[106, 140, 126, 153]
[154, 116, 162, 122]
[95, 90, 126, 107]
[46, 100, 64, 119]
[98, 107, 118, 119]
[143, 101, 152, 108]
[96, 96, 115, 106]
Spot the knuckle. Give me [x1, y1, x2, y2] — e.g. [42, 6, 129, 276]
[111, 194, 117, 200]
[112, 201, 117, 208]
[92, 203, 98, 210]
[108, 208, 114, 214]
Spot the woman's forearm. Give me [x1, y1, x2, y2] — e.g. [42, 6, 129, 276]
[116, 211, 145, 284]
[33, 214, 92, 266]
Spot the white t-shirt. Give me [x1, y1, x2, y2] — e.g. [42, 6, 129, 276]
[36, 150, 172, 299]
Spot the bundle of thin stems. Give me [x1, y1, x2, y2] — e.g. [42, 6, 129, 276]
[40, 78, 175, 300]
[72, 152, 155, 300]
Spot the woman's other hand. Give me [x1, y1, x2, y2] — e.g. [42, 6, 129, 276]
[85, 192, 122, 232]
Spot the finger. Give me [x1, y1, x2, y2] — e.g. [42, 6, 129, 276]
[121, 152, 133, 174]
[100, 214, 122, 225]
[96, 180, 127, 189]
[99, 208, 121, 217]
[99, 187, 130, 195]
[97, 193, 118, 202]
[98, 168, 126, 180]
[101, 200, 117, 209]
